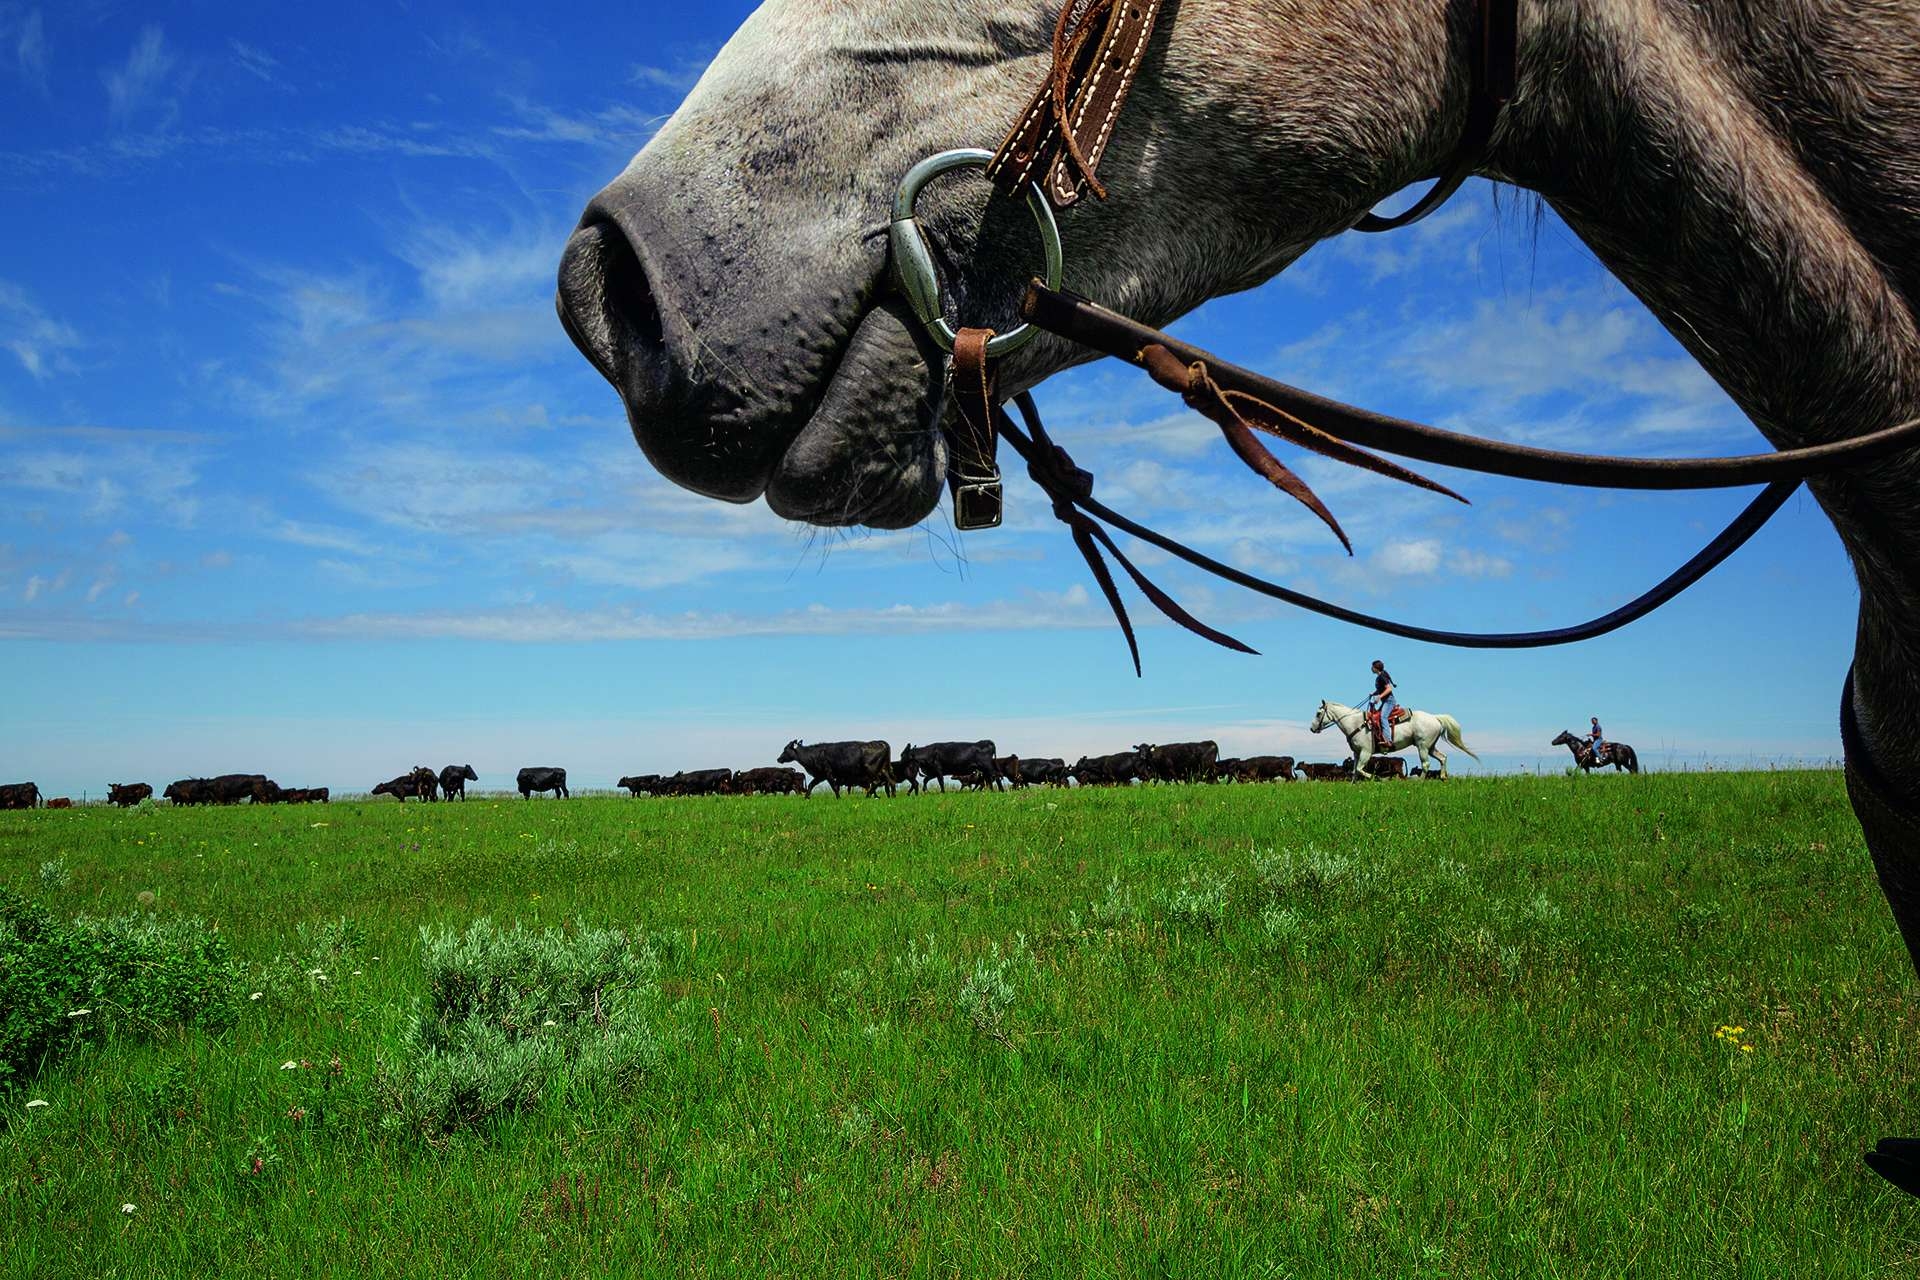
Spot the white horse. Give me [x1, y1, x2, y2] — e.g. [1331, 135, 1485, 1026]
[1310, 699, 1477, 780]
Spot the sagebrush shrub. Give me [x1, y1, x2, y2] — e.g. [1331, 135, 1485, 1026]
[0, 887, 239, 1094]
[378, 918, 661, 1136]
[956, 942, 1025, 1040]
[1254, 846, 1369, 900]
[1087, 876, 1137, 928]
[1155, 867, 1232, 935]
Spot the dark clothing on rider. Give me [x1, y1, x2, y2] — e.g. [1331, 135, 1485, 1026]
[1370, 668, 1397, 744]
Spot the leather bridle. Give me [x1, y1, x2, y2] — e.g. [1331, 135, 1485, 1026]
[887, 0, 1920, 673]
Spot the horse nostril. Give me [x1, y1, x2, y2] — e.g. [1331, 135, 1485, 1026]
[556, 218, 666, 392]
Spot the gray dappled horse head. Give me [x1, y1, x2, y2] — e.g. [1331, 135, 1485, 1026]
[557, 0, 1920, 1027]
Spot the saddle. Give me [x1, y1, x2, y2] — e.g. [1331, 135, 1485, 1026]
[1367, 706, 1410, 745]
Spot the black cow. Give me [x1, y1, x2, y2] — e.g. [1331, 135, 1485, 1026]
[372, 770, 434, 802]
[517, 767, 568, 799]
[1299, 762, 1354, 781]
[617, 774, 666, 796]
[1135, 741, 1220, 784]
[439, 764, 478, 800]
[1212, 757, 1243, 781]
[207, 773, 270, 805]
[108, 782, 153, 807]
[1231, 755, 1296, 783]
[1344, 755, 1408, 780]
[1019, 757, 1071, 787]
[164, 778, 215, 805]
[902, 741, 1000, 792]
[0, 782, 40, 809]
[45, 797, 72, 809]
[250, 778, 286, 804]
[1071, 750, 1144, 787]
[283, 787, 330, 803]
[735, 766, 806, 796]
[777, 740, 894, 798]
[668, 768, 733, 797]
[890, 757, 922, 795]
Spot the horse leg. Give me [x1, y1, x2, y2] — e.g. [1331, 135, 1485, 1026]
[1429, 739, 1449, 780]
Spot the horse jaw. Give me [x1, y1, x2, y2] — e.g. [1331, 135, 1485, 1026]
[557, 0, 1463, 531]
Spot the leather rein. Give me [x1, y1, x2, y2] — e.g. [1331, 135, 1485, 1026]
[888, 0, 1920, 673]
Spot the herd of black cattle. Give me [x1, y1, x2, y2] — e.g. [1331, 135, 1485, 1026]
[0, 738, 1432, 810]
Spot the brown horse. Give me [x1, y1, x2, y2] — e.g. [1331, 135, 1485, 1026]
[1551, 730, 1640, 774]
[556, 0, 1920, 1189]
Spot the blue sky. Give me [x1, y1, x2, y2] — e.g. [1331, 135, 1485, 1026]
[0, 1, 1854, 797]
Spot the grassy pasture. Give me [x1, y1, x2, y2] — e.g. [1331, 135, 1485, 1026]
[2, 771, 1918, 1277]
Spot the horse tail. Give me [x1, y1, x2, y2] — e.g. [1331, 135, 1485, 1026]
[1437, 715, 1479, 760]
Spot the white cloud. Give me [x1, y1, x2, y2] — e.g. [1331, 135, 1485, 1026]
[1374, 539, 1442, 577]
[293, 590, 1113, 642]
[1446, 548, 1512, 579]
[22, 573, 42, 602]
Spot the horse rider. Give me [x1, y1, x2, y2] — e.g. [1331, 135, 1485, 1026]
[1367, 660, 1397, 747]
[1588, 716, 1608, 764]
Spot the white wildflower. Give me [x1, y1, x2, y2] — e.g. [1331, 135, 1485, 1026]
[350, 970, 362, 976]
[542, 1020, 557, 1028]
[25, 1099, 48, 1109]
[281, 1061, 298, 1071]
[249, 992, 262, 1001]
[67, 1008, 91, 1017]
[121, 1203, 136, 1214]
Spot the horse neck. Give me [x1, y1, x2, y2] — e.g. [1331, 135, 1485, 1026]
[1497, 0, 1920, 787]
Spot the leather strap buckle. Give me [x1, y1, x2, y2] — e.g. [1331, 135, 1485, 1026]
[951, 471, 1004, 530]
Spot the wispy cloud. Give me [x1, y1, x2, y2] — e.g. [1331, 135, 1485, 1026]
[11, 8, 46, 94]
[628, 50, 714, 97]
[0, 427, 203, 523]
[490, 98, 663, 148]
[229, 39, 277, 83]
[103, 25, 188, 129]
[0, 279, 80, 378]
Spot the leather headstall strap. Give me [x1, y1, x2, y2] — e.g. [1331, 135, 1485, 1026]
[947, 328, 1005, 529]
[1355, 0, 1518, 233]
[986, 0, 1165, 207]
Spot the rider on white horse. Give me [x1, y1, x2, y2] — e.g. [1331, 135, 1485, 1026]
[1367, 660, 1397, 747]
[1312, 697, 1478, 780]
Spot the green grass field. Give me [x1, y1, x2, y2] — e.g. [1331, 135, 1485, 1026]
[3, 771, 1918, 1277]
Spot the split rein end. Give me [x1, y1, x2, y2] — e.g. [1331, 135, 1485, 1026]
[963, 281, 1920, 668]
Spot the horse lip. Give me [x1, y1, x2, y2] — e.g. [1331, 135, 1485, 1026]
[561, 206, 931, 516]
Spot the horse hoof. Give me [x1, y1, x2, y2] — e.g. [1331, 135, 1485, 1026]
[1866, 1137, 1920, 1196]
